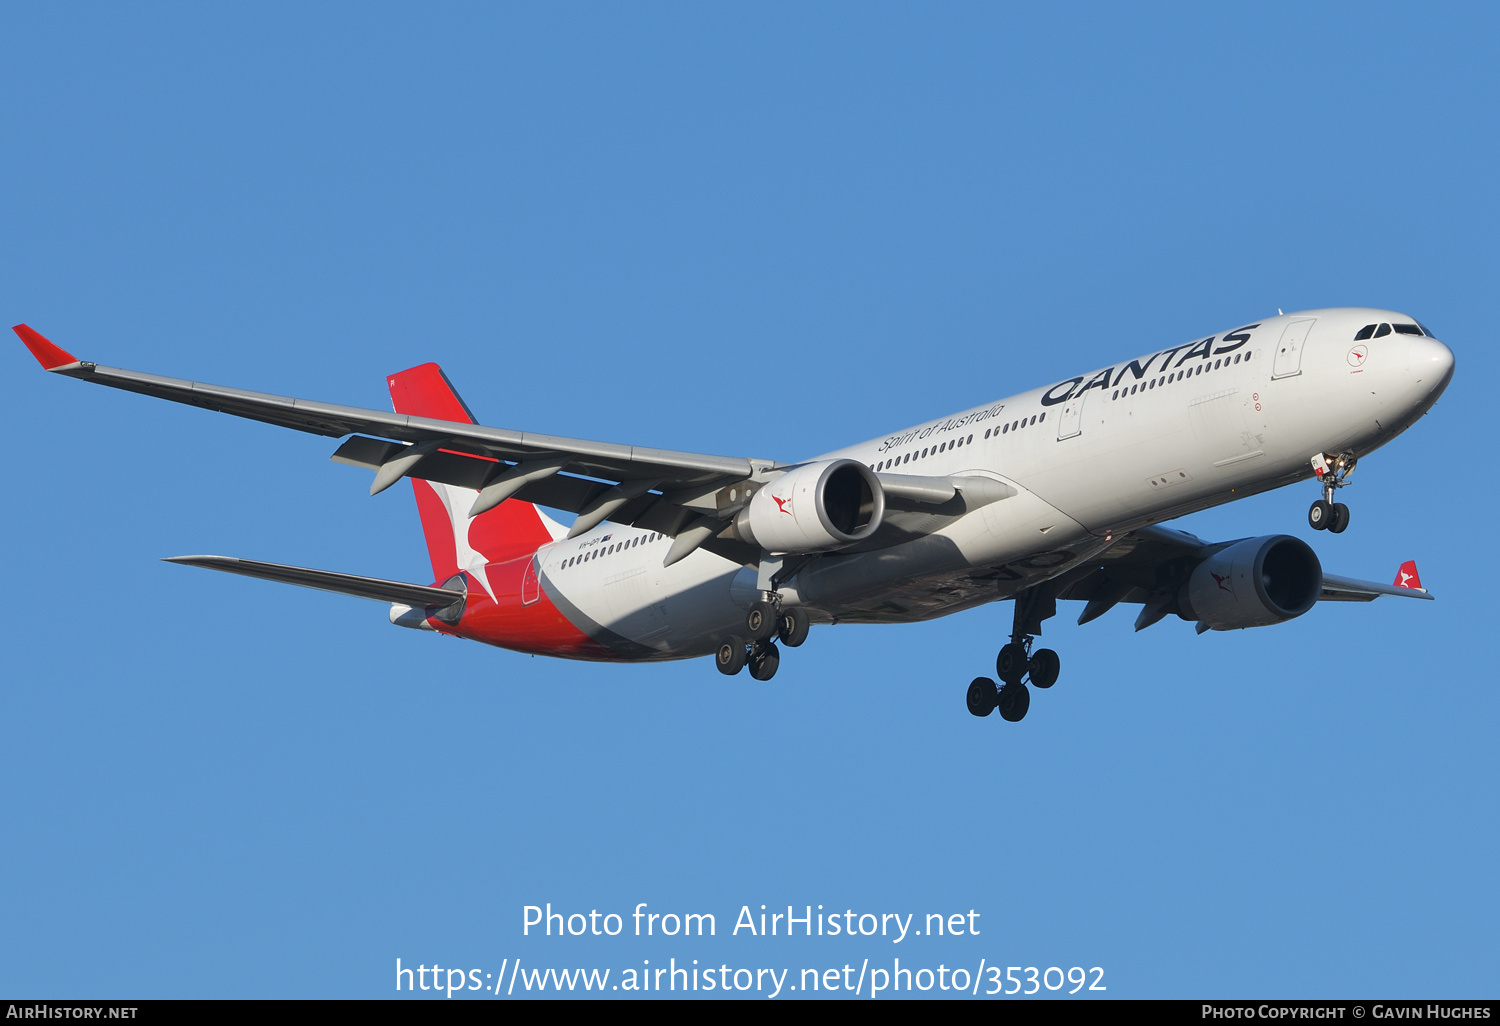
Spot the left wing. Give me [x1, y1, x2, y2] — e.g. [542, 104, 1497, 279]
[1319, 572, 1433, 602]
[1047, 525, 1432, 631]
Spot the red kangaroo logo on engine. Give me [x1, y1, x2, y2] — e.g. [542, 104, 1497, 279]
[1212, 571, 1233, 593]
[772, 495, 792, 515]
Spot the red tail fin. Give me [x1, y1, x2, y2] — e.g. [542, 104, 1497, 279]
[387, 363, 556, 581]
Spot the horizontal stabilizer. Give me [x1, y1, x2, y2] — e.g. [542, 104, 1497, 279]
[163, 555, 464, 609]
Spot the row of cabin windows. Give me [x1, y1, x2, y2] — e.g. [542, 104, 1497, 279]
[1354, 322, 1427, 340]
[872, 433, 975, 472]
[1111, 350, 1252, 401]
[561, 532, 662, 568]
[868, 409, 1050, 473]
[986, 413, 1043, 439]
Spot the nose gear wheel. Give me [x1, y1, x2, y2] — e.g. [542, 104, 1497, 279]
[1308, 451, 1356, 534]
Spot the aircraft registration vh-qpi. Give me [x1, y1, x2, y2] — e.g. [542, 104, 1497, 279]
[15, 308, 1453, 723]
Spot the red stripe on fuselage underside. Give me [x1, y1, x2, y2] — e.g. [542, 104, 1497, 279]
[442, 553, 622, 660]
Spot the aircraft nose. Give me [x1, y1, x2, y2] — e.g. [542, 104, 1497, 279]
[1409, 335, 1455, 397]
[1387, 332, 1455, 421]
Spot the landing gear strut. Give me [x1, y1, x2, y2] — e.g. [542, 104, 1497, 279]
[966, 586, 1061, 722]
[1308, 451, 1355, 534]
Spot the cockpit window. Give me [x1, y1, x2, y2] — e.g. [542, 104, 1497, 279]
[1373, 323, 1392, 338]
[1354, 324, 1376, 341]
[1393, 323, 1422, 335]
[1418, 322, 1435, 337]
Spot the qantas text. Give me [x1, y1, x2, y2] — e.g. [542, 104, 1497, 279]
[1040, 325, 1261, 406]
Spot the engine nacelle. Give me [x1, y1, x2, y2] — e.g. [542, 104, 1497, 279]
[735, 460, 884, 554]
[1178, 535, 1322, 631]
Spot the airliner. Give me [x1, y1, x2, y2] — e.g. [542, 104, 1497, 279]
[14, 308, 1452, 722]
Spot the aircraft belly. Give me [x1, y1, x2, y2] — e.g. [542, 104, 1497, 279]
[792, 483, 1104, 622]
[541, 546, 746, 660]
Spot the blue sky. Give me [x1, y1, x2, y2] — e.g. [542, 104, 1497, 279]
[1, 3, 1495, 999]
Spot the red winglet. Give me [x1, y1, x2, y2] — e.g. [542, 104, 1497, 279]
[13, 324, 80, 370]
[1393, 560, 1424, 590]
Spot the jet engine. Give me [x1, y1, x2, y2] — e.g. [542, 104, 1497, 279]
[1178, 535, 1322, 631]
[734, 459, 884, 554]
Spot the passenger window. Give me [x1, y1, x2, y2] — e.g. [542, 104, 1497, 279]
[1354, 324, 1376, 341]
[1373, 323, 1391, 338]
[1038, 413, 1044, 423]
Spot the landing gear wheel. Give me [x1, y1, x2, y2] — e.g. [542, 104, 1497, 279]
[748, 642, 780, 681]
[746, 601, 778, 641]
[966, 677, 998, 717]
[1028, 648, 1060, 689]
[997, 681, 1031, 722]
[1329, 502, 1350, 534]
[715, 636, 747, 676]
[777, 606, 810, 647]
[996, 642, 1028, 685]
[1308, 500, 1332, 531]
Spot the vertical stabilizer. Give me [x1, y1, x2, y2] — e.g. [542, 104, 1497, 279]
[387, 363, 559, 582]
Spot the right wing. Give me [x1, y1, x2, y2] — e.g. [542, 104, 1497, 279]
[15, 325, 779, 549]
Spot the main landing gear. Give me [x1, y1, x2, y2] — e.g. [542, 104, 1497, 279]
[967, 587, 1061, 723]
[716, 600, 809, 681]
[1307, 451, 1356, 534]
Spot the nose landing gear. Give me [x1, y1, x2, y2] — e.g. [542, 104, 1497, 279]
[967, 587, 1060, 722]
[1308, 451, 1355, 534]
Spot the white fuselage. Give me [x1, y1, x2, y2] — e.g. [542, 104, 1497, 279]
[531, 308, 1453, 658]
